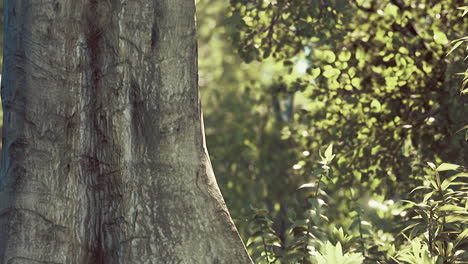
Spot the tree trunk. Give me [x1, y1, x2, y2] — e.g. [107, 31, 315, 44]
[0, 0, 252, 263]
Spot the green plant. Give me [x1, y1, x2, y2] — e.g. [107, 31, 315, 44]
[313, 241, 364, 264]
[247, 144, 401, 263]
[247, 208, 283, 263]
[247, 144, 339, 263]
[447, 6, 468, 94]
[394, 237, 439, 264]
[400, 163, 468, 263]
[291, 144, 335, 263]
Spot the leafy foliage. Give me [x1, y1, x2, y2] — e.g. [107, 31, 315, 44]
[246, 150, 467, 263]
[247, 208, 283, 263]
[195, 0, 468, 262]
[401, 163, 468, 263]
[313, 242, 365, 264]
[394, 238, 439, 264]
[228, 0, 468, 197]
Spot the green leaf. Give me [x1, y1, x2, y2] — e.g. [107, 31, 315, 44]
[325, 144, 333, 159]
[436, 163, 460, 171]
[447, 40, 463, 56]
[455, 124, 468, 134]
[454, 229, 468, 247]
[457, 6, 468, 16]
[422, 192, 433, 203]
[351, 77, 361, 88]
[384, 4, 399, 17]
[298, 183, 315, 189]
[323, 50, 336, 63]
[323, 67, 341, 79]
[440, 173, 468, 190]
[370, 99, 382, 112]
[452, 172, 468, 178]
[309, 67, 321, 79]
[410, 185, 431, 193]
[427, 162, 437, 170]
[440, 176, 455, 190]
[437, 204, 466, 212]
[401, 222, 422, 234]
[338, 51, 352, 62]
[434, 31, 449, 45]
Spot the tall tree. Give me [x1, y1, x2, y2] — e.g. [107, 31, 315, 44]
[0, 0, 252, 263]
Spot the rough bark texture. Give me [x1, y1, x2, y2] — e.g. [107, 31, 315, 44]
[0, 0, 252, 263]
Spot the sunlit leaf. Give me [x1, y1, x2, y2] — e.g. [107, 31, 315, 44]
[436, 163, 460, 171]
[325, 144, 333, 159]
[447, 40, 463, 56]
[434, 31, 449, 45]
[427, 162, 437, 170]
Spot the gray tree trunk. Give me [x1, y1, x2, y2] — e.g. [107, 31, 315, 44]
[0, 0, 252, 263]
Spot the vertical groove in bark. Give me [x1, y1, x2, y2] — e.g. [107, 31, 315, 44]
[80, 1, 127, 262]
[84, 1, 102, 261]
[0, 0, 252, 263]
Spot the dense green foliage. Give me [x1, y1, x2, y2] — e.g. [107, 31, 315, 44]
[197, 0, 467, 263]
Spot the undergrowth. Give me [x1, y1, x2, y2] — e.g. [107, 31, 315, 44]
[246, 145, 468, 264]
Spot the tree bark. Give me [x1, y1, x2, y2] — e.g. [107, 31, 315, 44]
[0, 0, 252, 263]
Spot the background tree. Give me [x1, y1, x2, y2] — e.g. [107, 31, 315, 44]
[0, 0, 251, 263]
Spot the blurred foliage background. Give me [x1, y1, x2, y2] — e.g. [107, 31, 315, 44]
[196, 0, 467, 263]
[0, 0, 466, 263]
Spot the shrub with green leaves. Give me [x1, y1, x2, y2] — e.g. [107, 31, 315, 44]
[313, 241, 365, 264]
[394, 238, 439, 264]
[246, 146, 467, 263]
[247, 208, 283, 263]
[400, 162, 468, 263]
